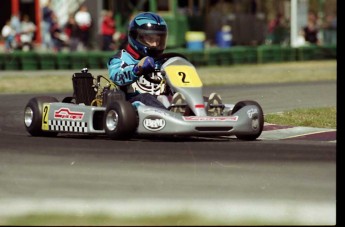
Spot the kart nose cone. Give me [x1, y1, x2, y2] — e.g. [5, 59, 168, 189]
[24, 107, 33, 127]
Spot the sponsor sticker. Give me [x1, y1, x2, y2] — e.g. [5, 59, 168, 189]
[134, 72, 164, 95]
[54, 108, 84, 120]
[183, 116, 238, 121]
[247, 108, 258, 118]
[143, 116, 166, 131]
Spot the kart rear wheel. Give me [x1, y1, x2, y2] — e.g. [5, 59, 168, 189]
[24, 96, 59, 137]
[231, 100, 264, 141]
[104, 100, 138, 139]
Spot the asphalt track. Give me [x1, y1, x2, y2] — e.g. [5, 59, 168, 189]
[0, 81, 337, 225]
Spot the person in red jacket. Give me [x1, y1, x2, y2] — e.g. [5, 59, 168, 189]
[101, 10, 116, 51]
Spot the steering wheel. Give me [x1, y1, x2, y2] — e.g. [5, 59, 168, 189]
[143, 71, 163, 84]
[154, 52, 188, 64]
[143, 52, 188, 84]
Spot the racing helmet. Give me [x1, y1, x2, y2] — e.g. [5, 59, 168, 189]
[128, 12, 168, 58]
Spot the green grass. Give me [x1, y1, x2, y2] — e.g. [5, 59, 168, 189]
[0, 60, 336, 93]
[265, 106, 336, 129]
[3, 213, 220, 226]
[2, 212, 300, 226]
[198, 60, 336, 86]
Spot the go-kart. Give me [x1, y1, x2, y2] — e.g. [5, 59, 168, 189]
[24, 53, 264, 141]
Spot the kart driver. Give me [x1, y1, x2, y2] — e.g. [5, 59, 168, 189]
[107, 12, 223, 116]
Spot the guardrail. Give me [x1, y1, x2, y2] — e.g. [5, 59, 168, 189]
[0, 45, 336, 71]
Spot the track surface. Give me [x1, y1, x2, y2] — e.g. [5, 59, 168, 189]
[0, 81, 336, 224]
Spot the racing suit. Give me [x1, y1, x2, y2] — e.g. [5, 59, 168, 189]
[107, 46, 167, 109]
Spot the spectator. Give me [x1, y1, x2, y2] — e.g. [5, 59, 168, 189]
[20, 14, 37, 51]
[302, 11, 319, 45]
[113, 31, 127, 50]
[75, 5, 92, 50]
[113, 13, 136, 50]
[50, 13, 67, 52]
[323, 12, 337, 45]
[1, 20, 16, 52]
[9, 13, 21, 49]
[64, 14, 79, 51]
[42, 0, 54, 50]
[294, 29, 306, 47]
[266, 13, 287, 45]
[10, 13, 21, 34]
[101, 10, 116, 51]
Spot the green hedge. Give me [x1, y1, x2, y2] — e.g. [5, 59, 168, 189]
[2, 52, 21, 70]
[0, 45, 336, 70]
[257, 45, 297, 63]
[38, 53, 56, 69]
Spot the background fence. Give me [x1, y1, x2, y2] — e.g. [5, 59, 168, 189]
[0, 45, 337, 71]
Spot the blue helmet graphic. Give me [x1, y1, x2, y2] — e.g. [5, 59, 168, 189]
[128, 12, 168, 58]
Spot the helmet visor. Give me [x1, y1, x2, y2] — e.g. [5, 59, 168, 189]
[137, 29, 167, 51]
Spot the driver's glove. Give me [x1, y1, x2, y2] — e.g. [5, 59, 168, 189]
[133, 56, 155, 75]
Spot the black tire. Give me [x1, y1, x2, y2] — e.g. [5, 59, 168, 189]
[103, 100, 138, 139]
[24, 96, 59, 137]
[231, 100, 264, 141]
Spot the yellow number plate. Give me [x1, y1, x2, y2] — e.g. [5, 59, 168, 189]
[165, 65, 203, 88]
[42, 104, 50, 130]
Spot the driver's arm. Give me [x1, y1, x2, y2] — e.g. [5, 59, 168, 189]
[108, 57, 139, 86]
[108, 53, 155, 86]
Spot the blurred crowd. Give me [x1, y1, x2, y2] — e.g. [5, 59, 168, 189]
[265, 10, 337, 47]
[1, 1, 126, 53]
[1, 1, 336, 53]
[1, 13, 37, 52]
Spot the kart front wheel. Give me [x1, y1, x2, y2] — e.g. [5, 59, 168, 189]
[104, 101, 138, 139]
[231, 100, 264, 141]
[24, 96, 59, 137]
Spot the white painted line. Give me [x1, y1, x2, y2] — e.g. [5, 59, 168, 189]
[0, 198, 336, 225]
[260, 126, 336, 140]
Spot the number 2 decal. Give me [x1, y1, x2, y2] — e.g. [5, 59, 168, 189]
[43, 106, 48, 124]
[42, 104, 50, 130]
[164, 65, 202, 87]
[178, 72, 190, 83]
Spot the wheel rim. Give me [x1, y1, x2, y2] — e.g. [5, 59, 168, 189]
[106, 110, 119, 131]
[24, 107, 33, 127]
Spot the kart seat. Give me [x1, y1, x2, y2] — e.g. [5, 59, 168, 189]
[72, 71, 96, 105]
